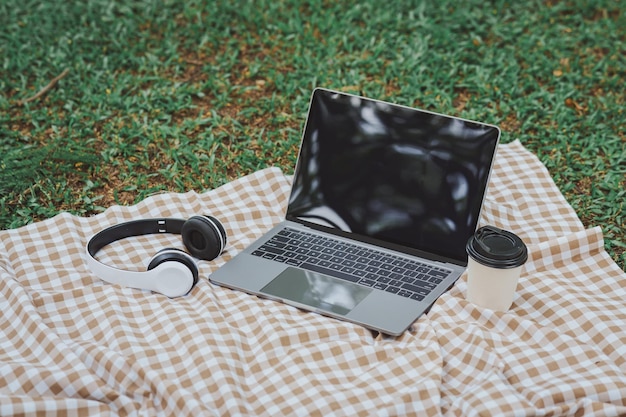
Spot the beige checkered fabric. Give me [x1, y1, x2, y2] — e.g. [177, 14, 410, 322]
[1, 140, 625, 416]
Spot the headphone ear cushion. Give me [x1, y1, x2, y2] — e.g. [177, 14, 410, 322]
[147, 248, 199, 289]
[181, 215, 227, 261]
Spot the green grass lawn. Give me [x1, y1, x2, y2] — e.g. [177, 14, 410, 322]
[1, 0, 624, 270]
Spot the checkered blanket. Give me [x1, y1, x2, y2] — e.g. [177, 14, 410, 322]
[1, 140, 625, 416]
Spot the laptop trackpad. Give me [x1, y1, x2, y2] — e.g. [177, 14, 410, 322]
[261, 267, 372, 316]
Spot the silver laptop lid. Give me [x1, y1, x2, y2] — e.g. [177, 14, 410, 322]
[286, 88, 500, 266]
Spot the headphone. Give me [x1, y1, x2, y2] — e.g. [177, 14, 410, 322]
[86, 216, 227, 298]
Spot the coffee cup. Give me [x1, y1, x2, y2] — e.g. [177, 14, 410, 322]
[465, 226, 528, 311]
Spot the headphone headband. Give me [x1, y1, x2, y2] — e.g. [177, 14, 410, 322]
[87, 218, 186, 256]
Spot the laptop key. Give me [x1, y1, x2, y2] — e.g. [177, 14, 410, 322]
[386, 286, 400, 294]
[389, 272, 403, 280]
[401, 283, 430, 296]
[369, 253, 383, 261]
[388, 279, 403, 287]
[413, 280, 436, 291]
[265, 240, 287, 249]
[430, 269, 450, 278]
[398, 290, 413, 298]
[341, 266, 356, 274]
[359, 278, 376, 287]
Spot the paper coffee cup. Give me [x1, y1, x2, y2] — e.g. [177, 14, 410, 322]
[465, 226, 528, 311]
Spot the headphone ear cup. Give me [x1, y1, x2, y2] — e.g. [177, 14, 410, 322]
[147, 248, 198, 297]
[181, 215, 227, 261]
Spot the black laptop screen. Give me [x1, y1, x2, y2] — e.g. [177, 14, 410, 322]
[286, 89, 500, 264]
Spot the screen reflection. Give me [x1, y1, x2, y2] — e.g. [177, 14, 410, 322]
[287, 90, 499, 263]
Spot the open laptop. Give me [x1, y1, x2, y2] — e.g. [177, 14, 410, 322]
[210, 88, 500, 336]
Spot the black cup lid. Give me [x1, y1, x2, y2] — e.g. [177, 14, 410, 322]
[466, 226, 528, 269]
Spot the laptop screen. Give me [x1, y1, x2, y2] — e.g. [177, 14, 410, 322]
[286, 89, 500, 264]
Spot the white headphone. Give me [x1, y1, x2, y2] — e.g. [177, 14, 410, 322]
[86, 216, 227, 297]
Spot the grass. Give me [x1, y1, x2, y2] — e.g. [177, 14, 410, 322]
[1, 0, 624, 271]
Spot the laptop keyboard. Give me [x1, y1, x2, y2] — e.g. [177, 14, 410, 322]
[251, 228, 452, 301]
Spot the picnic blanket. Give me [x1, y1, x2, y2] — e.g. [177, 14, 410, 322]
[1, 140, 625, 416]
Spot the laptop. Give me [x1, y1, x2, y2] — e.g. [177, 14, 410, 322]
[210, 88, 500, 336]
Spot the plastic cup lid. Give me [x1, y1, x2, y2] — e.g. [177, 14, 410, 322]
[466, 226, 528, 269]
